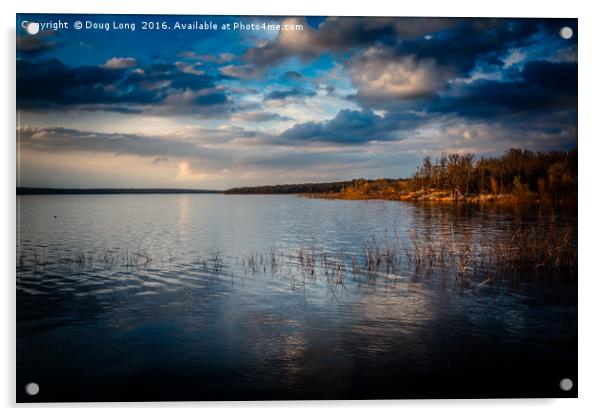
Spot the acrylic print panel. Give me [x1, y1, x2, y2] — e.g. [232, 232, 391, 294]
[16, 14, 577, 402]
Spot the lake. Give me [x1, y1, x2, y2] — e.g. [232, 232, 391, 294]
[16, 194, 577, 401]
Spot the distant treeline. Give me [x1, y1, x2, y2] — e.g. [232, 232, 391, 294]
[17, 188, 221, 195]
[224, 181, 352, 195]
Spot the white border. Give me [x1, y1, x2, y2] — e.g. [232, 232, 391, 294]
[3, 1, 601, 414]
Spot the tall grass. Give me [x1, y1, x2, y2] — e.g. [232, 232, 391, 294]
[401, 222, 576, 286]
[17, 220, 576, 293]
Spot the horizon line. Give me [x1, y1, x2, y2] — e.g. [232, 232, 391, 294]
[15, 179, 364, 195]
[16, 187, 224, 195]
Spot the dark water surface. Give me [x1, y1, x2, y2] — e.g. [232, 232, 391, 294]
[16, 195, 577, 401]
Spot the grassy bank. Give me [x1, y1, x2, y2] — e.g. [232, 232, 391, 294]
[309, 148, 577, 204]
[309, 182, 565, 203]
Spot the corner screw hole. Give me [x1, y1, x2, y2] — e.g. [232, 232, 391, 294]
[559, 378, 573, 391]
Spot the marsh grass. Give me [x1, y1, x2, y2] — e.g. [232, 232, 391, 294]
[191, 249, 224, 273]
[17, 221, 576, 294]
[401, 222, 576, 288]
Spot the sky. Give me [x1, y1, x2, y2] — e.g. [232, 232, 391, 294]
[16, 14, 578, 189]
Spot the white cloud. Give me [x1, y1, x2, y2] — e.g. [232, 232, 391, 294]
[503, 49, 526, 68]
[175, 61, 205, 75]
[101, 57, 137, 69]
[218, 64, 263, 80]
[349, 48, 446, 100]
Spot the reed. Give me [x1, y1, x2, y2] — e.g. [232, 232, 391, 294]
[399, 222, 576, 283]
[208, 249, 221, 272]
[102, 249, 114, 269]
[133, 249, 152, 266]
[17, 220, 576, 293]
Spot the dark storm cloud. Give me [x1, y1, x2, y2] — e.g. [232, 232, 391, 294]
[279, 109, 413, 144]
[314, 17, 458, 50]
[265, 87, 316, 101]
[279, 58, 576, 147]
[245, 17, 575, 110]
[430, 60, 577, 118]
[522, 60, 577, 92]
[243, 17, 460, 67]
[281, 71, 303, 81]
[17, 59, 152, 108]
[76, 105, 145, 114]
[194, 91, 228, 106]
[16, 30, 60, 56]
[392, 19, 542, 77]
[16, 58, 231, 115]
[16, 34, 56, 55]
[243, 17, 563, 71]
[140, 63, 216, 91]
[347, 19, 576, 106]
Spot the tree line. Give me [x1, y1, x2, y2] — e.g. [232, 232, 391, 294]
[407, 148, 577, 201]
[224, 181, 352, 194]
[223, 148, 577, 203]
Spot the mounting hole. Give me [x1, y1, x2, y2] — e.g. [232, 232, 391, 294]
[559, 26, 573, 40]
[25, 382, 39, 396]
[559, 378, 573, 391]
[25, 22, 40, 36]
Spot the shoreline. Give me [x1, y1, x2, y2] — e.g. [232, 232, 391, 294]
[16, 187, 576, 205]
[305, 188, 576, 205]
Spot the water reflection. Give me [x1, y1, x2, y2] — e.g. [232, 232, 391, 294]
[16, 195, 577, 401]
[178, 195, 191, 242]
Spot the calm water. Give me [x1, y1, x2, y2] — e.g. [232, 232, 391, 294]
[16, 195, 577, 401]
